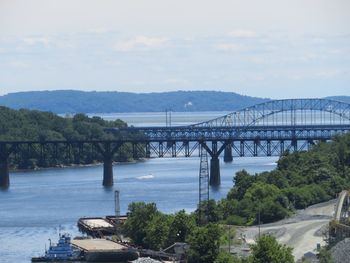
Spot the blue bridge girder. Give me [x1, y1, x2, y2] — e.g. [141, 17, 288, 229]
[1, 98, 350, 188]
[117, 124, 350, 142]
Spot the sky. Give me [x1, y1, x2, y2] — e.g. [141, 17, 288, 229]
[0, 0, 349, 99]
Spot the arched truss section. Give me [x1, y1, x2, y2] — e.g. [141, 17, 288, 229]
[334, 190, 350, 223]
[191, 98, 350, 128]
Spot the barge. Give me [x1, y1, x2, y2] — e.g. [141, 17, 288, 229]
[78, 215, 127, 237]
[71, 238, 139, 262]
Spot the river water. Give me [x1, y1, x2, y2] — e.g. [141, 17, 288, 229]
[0, 112, 278, 263]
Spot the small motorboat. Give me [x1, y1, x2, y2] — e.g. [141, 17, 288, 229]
[32, 233, 83, 262]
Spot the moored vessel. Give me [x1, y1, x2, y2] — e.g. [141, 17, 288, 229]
[31, 234, 83, 262]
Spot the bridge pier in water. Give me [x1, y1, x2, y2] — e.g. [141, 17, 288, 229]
[103, 155, 114, 187]
[0, 156, 9, 189]
[224, 144, 233, 162]
[95, 142, 121, 187]
[0, 143, 11, 189]
[209, 156, 220, 186]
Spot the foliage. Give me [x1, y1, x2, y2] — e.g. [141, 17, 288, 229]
[0, 106, 142, 169]
[122, 203, 196, 250]
[318, 247, 334, 263]
[214, 251, 239, 263]
[122, 202, 159, 248]
[167, 210, 196, 245]
[186, 223, 222, 263]
[218, 133, 350, 224]
[249, 235, 294, 263]
[194, 199, 221, 224]
[144, 213, 172, 250]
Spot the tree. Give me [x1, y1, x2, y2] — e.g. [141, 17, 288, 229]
[144, 213, 172, 250]
[318, 247, 334, 263]
[187, 224, 222, 263]
[250, 235, 294, 263]
[214, 251, 239, 263]
[195, 199, 221, 224]
[228, 170, 255, 200]
[122, 202, 159, 247]
[167, 210, 196, 246]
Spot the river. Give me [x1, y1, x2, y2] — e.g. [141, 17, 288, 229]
[0, 112, 278, 263]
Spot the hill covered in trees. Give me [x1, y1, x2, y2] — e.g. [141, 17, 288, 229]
[326, 95, 350, 104]
[0, 106, 136, 169]
[209, 133, 350, 225]
[0, 90, 269, 113]
[121, 133, 350, 262]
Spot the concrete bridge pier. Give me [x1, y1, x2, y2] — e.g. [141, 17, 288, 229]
[103, 155, 114, 187]
[224, 144, 233, 162]
[95, 142, 121, 187]
[209, 156, 220, 187]
[0, 156, 9, 189]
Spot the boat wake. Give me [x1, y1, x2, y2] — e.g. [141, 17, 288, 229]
[136, 174, 155, 180]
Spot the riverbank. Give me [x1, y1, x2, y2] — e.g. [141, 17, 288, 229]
[9, 158, 146, 173]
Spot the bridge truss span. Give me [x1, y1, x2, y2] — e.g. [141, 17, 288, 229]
[116, 98, 350, 186]
[1, 98, 350, 189]
[191, 98, 350, 128]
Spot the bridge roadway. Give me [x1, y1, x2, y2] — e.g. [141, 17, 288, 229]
[0, 123, 349, 189]
[1, 98, 350, 189]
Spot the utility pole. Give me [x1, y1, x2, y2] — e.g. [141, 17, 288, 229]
[165, 109, 172, 127]
[115, 190, 120, 235]
[258, 207, 261, 238]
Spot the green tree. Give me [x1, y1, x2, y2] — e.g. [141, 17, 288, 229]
[250, 235, 294, 263]
[228, 170, 255, 200]
[195, 199, 221, 224]
[214, 251, 239, 263]
[187, 224, 222, 263]
[144, 213, 172, 250]
[122, 202, 158, 247]
[167, 210, 196, 246]
[318, 247, 334, 263]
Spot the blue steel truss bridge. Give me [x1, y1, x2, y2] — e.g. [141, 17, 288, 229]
[113, 98, 350, 185]
[1, 98, 350, 189]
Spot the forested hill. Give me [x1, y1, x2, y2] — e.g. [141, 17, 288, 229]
[0, 106, 134, 168]
[0, 90, 269, 113]
[326, 96, 350, 104]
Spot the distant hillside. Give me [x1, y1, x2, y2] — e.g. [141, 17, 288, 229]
[326, 96, 350, 104]
[0, 90, 270, 113]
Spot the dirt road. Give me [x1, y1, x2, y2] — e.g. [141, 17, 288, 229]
[240, 199, 336, 260]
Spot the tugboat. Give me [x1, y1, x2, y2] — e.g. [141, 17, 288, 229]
[32, 234, 83, 262]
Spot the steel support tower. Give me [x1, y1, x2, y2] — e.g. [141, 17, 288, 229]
[199, 146, 209, 225]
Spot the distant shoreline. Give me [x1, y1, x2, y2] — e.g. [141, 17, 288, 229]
[10, 158, 147, 173]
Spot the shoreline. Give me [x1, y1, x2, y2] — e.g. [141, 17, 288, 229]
[10, 158, 147, 173]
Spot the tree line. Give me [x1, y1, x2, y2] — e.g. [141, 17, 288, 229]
[122, 132, 350, 262]
[0, 106, 141, 169]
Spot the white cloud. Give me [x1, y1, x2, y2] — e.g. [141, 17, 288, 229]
[228, 30, 257, 38]
[248, 56, 266, 64]
[87, 27, 111, 34]
[23, 36, 50, 47]
[114, 36, 168, 51]
[315, 69, 345, 78]
[215, 43, 246, 52]
[164, 78, 189, 85]
[9, 61, 30, 69]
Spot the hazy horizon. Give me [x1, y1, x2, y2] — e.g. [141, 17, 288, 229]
[0, 0, 349, 99]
